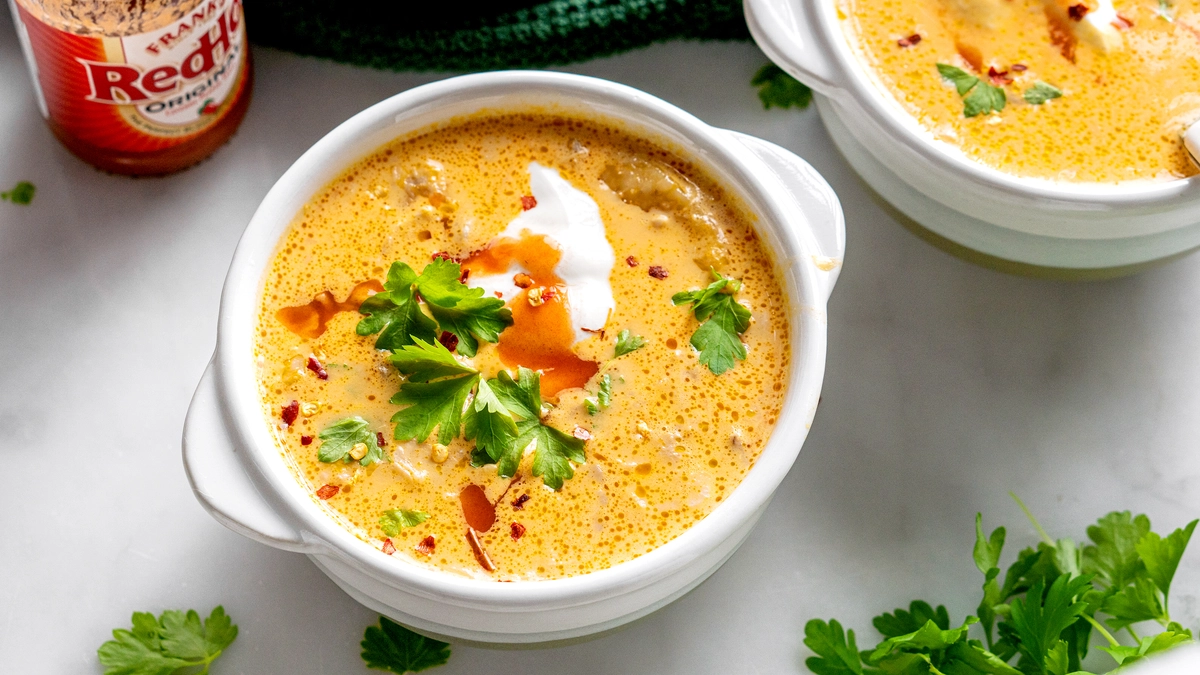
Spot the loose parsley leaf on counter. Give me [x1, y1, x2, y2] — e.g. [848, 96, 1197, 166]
[1024, 81, 1064, 105]
[802, 499, 1199, 675]
[361, 616, 450, 674]
[751, 64, 813, 110]
[614, 329, 646, 357]
[937, 63, 1006, 117]
[318, 416, 385, 465]
[672, 270, 752, 375]
[1, 181, 35, 205]
[358, 260, 513, 356]
[380, 509, 430, 536]
[98, 606, 238, 675]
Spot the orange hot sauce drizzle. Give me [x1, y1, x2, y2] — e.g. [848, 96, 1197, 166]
[275, 280, 384, 339]
[463, 233, 598, 398]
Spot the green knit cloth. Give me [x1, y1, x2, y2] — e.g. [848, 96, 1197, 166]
[246, 0, 750, 72]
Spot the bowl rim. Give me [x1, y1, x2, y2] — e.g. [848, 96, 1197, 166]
[803, 0, 1200, 203]
[212, 70, 830, 610]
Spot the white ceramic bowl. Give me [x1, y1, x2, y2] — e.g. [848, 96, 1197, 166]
[182, 71, 844, 645]
[746, 0, 1200, 276]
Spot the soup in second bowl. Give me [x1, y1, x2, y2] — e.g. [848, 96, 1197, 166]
[255, 111, 791, 580]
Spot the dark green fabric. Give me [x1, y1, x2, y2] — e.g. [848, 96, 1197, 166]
[246, 0, 750, 72]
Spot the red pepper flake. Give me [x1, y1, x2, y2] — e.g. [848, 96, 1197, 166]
[381, 538, 396, 555]
[510, 522, 526, 540]
[512, 493, 530, 510]
[626, 255, 639, 267]
[572, 426, 592, 441]
[376, 432, 387, 447]
[1068, 3, 1089, 20]
[648, 266, 669, 280]
[897, 33, 922, 48]
[459, 268, 470, 283]
[416, 535, 436, 555]
[431, 251, 460, 262]
[437, 331, 459, 352]
[1113, 14, 1133, 29]
[1011, 63, 1028, 72]
[987, 66, 1013, 85]
[316, 484, 340, 500]
[306, 356, 328, 380]
[300, 435, 314, 446]
[281, 400, 300, 426]
[541, 287, 558, 301]
[494, 291, 504, 298]
[520, 195, 537, 211]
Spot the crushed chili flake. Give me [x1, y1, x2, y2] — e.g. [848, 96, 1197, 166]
[511, 522, 526, 540]
[316, 484, 340, 500]
[459, 268, 470, 283]
[897, 33, 922, 48]
[416, 535, 436, 555]
[376, 432, 387, 447]
[300, 435, 314, 446]
[1068, 3, 1089, 20]
[572, 426, 592, 441]
[541, 287, 558, 301]
[494, 291, 504, 298]
[381, 538, 396, 555]
[306, 356, 328, 380]
[1011, 63, 1028, 72]
[438, 331, 459, 353]
[281, 400, 300, 425]
[520, 195, 537, 211]
[431, 251, 459, 262]
[626, 255, 639, 267]
[512, 493, 530, 510]
[987, 66, 1013, 85]
[1113, 14, 1133, 28]
[648, 266, 669, 280]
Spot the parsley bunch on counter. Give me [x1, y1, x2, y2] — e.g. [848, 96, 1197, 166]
[98, 607, 238, 675]
[752, 64, 813, 111]
[804, 497, 1197, 675]
[673, 269, 752, 375]
[361, 616, 450, 673]
[389, 339, 586, 489]
[358, 259, 512, 357]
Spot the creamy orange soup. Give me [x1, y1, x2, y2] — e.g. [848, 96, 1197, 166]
[255, 112, 791, 580]
[840, 0, 1200, 182]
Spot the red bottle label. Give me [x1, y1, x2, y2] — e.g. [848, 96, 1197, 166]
[11, 0, 249, 154]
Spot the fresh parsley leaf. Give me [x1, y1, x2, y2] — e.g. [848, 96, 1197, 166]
[1024, 82, 1063, 105]
[318, 416, 385, 465]
[873, 601, 950, 638]
[463, 377, 519, 467]
[751, 64, 813, 110]
[803, 619, 866, 675]
[488, 368, 586, 489]
[975, 514, 1007, 644]
[944, 641, 1024, 675]
[1158, 0, 1175, 21]
[361, 616, 450, 673]
[390, 373, 478, 445]
[1102, 576, 1165, 629]
[380, 509, 430, 536]
[1102, 630, 1192, 667]
[1082, 511, 1151, 589]
[98, 607, 237, 675]
[358, 262, 438, 352]
[585, 374, 613, 415]
[417, 259, 513, 357]
[937, 63, 1006, 117]
[1136, 519, 1197, 603]
[1, 181, 35, 205]
[868, 616, 975, 661]
[672, 270, 752, 375]
[358, 260, 513, 356]
[1005, 574, 1093, 670]
[614, 329, 646, 357]
[390, 338, 476, 382]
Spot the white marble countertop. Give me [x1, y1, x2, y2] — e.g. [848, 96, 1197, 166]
[3, 10, 1199, 674]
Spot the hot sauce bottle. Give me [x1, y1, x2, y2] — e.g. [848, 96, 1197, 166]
[9, 0, 252, 175]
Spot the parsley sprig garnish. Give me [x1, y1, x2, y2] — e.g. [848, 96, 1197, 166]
[614, 329, 646, 357]
[1024, 82, 1063, 106]
[98, 607, 238, 675]
[361, 616, 450, 673]
[672, 270, 752, 375]
[379, 509, 430, 536]
[358, 259, 513, 357]
[390, 339, 585, 489]
[317, 416, 385, 465]
[937, 63, 1007, 117]
[584, 374, 613, 415]
[803, 496, 1197, 675]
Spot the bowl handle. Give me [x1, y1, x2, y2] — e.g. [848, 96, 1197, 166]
[183, 362, 318, 553]
[744, 0, 839, 95]
[726, 131, 845, 304]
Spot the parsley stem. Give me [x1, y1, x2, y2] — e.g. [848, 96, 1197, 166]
[1082, 614, 1121, 649]
[1126, 625, 1142, 643]
[1009, 492, 1055, 547]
